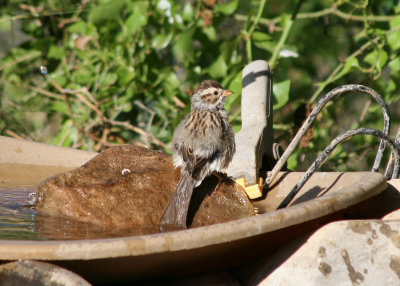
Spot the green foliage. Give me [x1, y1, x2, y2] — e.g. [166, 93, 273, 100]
[0, 0, 399, 172]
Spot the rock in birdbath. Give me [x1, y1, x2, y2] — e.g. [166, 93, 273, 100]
[35, 145, 255, 234]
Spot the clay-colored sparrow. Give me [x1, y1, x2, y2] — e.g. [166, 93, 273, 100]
[160, 80, 235, 231]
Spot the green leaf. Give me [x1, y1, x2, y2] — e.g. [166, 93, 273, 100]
[49, 73, 67, 87]
[385, 80, 397, 103]
[273, 79, 291, 110]
[151, 34, 172, 50]
[389, 57, 400, 74]
[376, 50, 388, 69]
[207, 55, 227, 78]
[390, 16, 400, 28]
[331, 57, 360, 82]
[72, 67, 92, 85]
[252, 31, 273, 52]
[388, 30, 400, 51]
[56, 120, 77, 147]
[162, 70, 180, 98]
[102, 72, 118, 86]
[202, 26, 217, 42]
[252, 31, 271, 42]
[363, 49, 388, 70]
[182, 2, 194, 21]
[50, 101, 69, 114]
[0, 15, 11, 32]
[287, 150, 299, 170]
[215, 0, 238, 15]
[229, 71, 242, 94]
[225, 71, 242, 111]
[88, 0, 126, 24]
[67, 21, 86, 33]
[253, 41, 275, 52]
[172, 27, 195, 63]
[124, 3, 148, 34]
[48, 46, 65, 60]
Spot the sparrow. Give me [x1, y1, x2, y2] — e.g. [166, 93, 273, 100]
[160, 80, 236, 231]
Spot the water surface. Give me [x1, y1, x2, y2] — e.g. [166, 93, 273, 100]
[0, 186, 154, 240]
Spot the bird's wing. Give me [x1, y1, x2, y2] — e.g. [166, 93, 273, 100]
[181, 146, 218, 181]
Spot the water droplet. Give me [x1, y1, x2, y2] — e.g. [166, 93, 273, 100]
[28, 192, 37, 205]
[40, 65, 48, 75]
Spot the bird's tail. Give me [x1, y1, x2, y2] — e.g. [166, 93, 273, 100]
[160, 173, 197, 232]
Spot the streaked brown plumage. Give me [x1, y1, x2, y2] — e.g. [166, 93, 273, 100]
[160, 80, 235, 231]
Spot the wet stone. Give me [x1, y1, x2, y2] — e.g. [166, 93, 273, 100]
[35, 145, 255, 234]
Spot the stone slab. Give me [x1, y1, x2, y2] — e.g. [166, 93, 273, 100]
[255, 220, 400, 285]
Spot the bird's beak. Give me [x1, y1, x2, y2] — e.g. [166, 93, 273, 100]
[223, 89, 233, 97]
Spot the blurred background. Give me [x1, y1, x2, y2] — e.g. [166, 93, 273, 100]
[1, 0, 399, 172]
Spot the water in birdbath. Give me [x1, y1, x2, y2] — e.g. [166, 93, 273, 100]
[0, 185, 155, 240]
[0, 187, 36, 240]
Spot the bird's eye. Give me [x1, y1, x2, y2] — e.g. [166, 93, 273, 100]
[213, 90, 218, 95]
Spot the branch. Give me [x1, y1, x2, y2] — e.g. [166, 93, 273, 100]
[244, 0, 268, 62]
[46, 80, 169, 149]
[235, 7, 395, 27]
[27, 86, 64, 100]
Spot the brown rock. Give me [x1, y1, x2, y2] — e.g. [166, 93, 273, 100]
[36, 145, 254, 234]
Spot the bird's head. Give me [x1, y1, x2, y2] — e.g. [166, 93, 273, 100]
[191, 80, 233, 111]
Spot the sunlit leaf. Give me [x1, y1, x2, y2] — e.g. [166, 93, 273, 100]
[388, 30, 400, 51]
[182, 2, 194, 21]
[172, 26, 195, 63]
[202, 26, 217, 42]
[48, 46, 65, 60]
[287, 150, 299, 170]
[88, 0, 126, 24]
[124, 3, 148, 34]
[102, 72, 118, 86]
[225, 71, 242, 111]
[215, 0, 238, 15]
[330, 57, 360, 82]
[253, 41, 275, 52]
[151, 34, 172, 50]
[390, 16, 400, 28]
[273, 79, 291, 110]
[363, 49, 388, 70]
[252, 31, 271, 42]
[207, 55, 227, 78]
[389, 57, 400, 77]
[0, 15, 11, 32]
[49, 73, 67, 87]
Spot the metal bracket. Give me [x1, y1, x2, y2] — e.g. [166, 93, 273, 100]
[227, 60, 275, 197]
